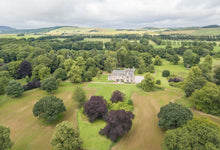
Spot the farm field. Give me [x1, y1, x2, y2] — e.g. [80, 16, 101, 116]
[161, 28, 220, 36]
[0, 34, 46, 39]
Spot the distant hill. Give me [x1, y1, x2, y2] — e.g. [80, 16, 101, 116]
[202, 25, 220, 28]
[0, 26, 78, 34]
[142, 27, 161, 30]
[169, 27, 201, 31]
[0, 26, 16, 32]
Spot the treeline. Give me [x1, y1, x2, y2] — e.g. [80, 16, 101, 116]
[0, 35, 217, 97]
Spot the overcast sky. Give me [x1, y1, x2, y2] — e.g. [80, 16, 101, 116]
[0, 0, 220, 29]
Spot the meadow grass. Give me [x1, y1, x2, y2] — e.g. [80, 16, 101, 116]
[77, 110, 111, 150]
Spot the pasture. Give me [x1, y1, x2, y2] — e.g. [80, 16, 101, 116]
[161, 28, 220, 36]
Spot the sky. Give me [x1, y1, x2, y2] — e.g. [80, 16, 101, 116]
[0, 0, 220, 29]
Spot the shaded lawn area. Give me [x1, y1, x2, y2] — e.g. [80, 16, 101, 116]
[0, 82, 78, 150]
[77, 111, 111, 150]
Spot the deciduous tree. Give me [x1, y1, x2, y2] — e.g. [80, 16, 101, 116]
[110, 90, 125, 103]
[138, 72, 155, 91]
[41, 77, 58, 93]
[51, 121, 82, 150]
[99, 110, 135, 142]
[157, 102, 193, 130]
[6, 80, 24, 97]
[18, 60, 32, 78]
[189, 82, 220, 115]
[104, 56, 117, 73]
[0, 124, 14, 149]
[33, 96, 66, 123]
[84, 96, 108, 122]
[163, 118, 220, 150]
[154, 55, 162, 66]
[73, 86, 86, 108]
[53, 68, 67, 80]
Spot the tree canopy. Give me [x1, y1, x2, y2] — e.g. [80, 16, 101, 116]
[0, 124, 14, 150]
[18, 60, 32, 78]
[183, 50, 200, 68]
[83, 96, 108, 122]
[41, 76, 58, 93]
[163, 118, 220, 150]
[110, 90, 125, 103]
[6, 80, 24, 97]
[138, 72, 155, 91]
[99, 109, 135, 142]
[154, 55, 163, 66]
[190, 82, 220, 115]
[157, 102, 193, 130]
[51, 121, 82, 150]
[33, 95, 66, 123]
[73, 86, 86, 108]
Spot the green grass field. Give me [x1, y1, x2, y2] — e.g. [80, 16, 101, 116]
[0, 34, 46, 39]
[77, 110, 111, 150]
[92, 75, 110, 82]
[214, 46, 220, 52]
[161, 28, 220, 36]
[191, 28, 220, 35]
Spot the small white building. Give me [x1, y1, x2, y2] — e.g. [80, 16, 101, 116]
[108, 68, 135, 83]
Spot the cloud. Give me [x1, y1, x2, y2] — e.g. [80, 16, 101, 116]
[0, 0, 220, 29]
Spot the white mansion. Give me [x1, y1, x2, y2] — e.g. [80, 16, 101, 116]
[108, 68, 135, 83]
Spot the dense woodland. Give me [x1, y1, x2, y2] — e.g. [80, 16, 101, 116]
[1, 34, 220, 149]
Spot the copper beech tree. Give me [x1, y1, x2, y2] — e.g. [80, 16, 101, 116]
[100, 109, 135, 142]
[83, 96, 108, 122]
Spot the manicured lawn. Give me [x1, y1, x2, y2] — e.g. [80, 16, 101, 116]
[92, 75, 110, 82]
[87, 83, 141, 100]
[77, 111, 111, 150]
